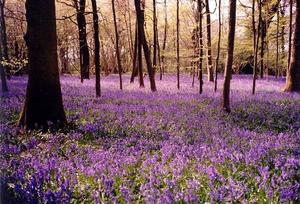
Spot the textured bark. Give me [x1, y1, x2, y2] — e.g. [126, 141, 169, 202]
[285, 0, 300, 91]
[260, 20, 266, 78]
[19, 0, 67, 130]
[134, 0, 156, 91]
[214, 0, 221, 92]
[0, 0, 10, 79]
[198, 0, 204, 94]
[112, 0, 123, 90]
[223, 0, 236, 113]
[75, 0, 90, 82]
[91, 0, 101, 97]
[205, 0, 214, 82]
[176, 0, 180, 89]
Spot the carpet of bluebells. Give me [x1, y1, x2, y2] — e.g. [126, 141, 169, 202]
[1, 75, 300, 203]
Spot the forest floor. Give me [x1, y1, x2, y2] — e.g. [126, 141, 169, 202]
[1, 74, 300, 203]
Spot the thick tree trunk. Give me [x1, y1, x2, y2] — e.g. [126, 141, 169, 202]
[285, 0, 300, 91]
[91, 0, 101, 97]
[176, 0, 180, 89]
[75, 0, 90, 82]
[112, 0, 123, 90]
[223, 0, 236, 113]
[215, 0, 221, 92]
[134, 0, 156, 91]
[19, 0, 67, 130]
[0, 0, 10, 79]
[198, 0, 204, 94]
[205, 0, 214, 82]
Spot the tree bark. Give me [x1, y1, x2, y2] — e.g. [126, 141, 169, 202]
[134, 0, 156, 91]
[287, 0, 293, 74]
[0, 0, 10, 79]
[153, 0, 157, 74]
[214, 0, 221, 92]
[130, 23, 138, 83]
[0, 40, 8, 93]
[284, 0, 300, 91]
[75, 0, 90, 82]
[275, 0, 280, 78]
[176, 0, 180, 89]
[198, 0, 204, 94]
[19, 0, 67, 130]
[205, 0, 214, 82]
[223, 0, 237, 113]
[112, 0, 123, 90]
[252, 0, 261, 94]
[161, 0, 168, 78]
[91, 0, 101, 97]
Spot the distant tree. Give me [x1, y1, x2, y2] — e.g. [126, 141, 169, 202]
[134, 0, 156, 91]
[214, 0, 221, 92]
[223, 0, 237, 112]
[91, 0, 101, 97]
[19, 0, 67, 129]
[284, 0, 300, 92]
[205, 0, 214, 82]
[112, 0, 123, 90]
[176, 0, 180, 89]
[74, 0, 90, 82]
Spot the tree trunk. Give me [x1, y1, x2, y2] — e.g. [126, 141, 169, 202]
[0, 41, 8, 93]
[19, 0, 67, 130]
[287, 0, 293, 74]
[260, 20, 265, 78]
[176, 0, 180, 89]
[153, 0, 157, 74]
[138, 33, 144, 87]
[198, 0, 204, 94]
[134, 0, 156, 91]
[214, 0, 221, 92]
[161, 0, 168, 78]
[205, 0, 214, 82]
[223, 0, 237, 113]
[284, 0, 300, 91]
[75, 0, 90, 82]
[0, 0, 10, 79]
[252, 0, 261, 94]
[91, 0, 101, 97]
[112, 0, 123, 90]
[275, 0, 280, 78]
[130, 23, 138, 83]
